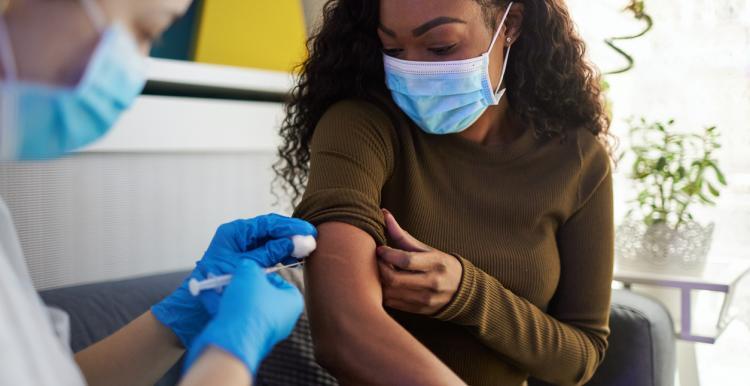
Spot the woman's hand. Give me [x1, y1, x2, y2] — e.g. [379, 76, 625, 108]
[377, 209, 462, 315]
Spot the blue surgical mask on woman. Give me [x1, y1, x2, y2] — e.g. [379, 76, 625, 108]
[383, 2, 514, 135]
[0, 0, 147, 161]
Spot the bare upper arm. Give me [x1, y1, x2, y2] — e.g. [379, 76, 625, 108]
[305, 221, 383, 318]
[303, 222, 466, 386]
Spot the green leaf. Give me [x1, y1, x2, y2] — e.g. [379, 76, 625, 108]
[707, 161, 727, 185]
[697, 192, 716, 205]
[682, 183, 697, 195]
[656, 157, 667, 171]
[676, 166, 686, 180]
[707, 183, 721, 197]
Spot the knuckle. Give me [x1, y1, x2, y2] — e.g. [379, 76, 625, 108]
[400, 253, 413, 268]
[382, 272, 396, 287]
[429, 278, 441, 292]
[217, 222, 233, 233]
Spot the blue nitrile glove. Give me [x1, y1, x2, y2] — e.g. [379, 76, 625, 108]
[151, 214, 315, 347]
[184, 258, 304, 376]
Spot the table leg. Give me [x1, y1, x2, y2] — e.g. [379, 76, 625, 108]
[680, 288, 692, 340]
[677, 340, 700, 386]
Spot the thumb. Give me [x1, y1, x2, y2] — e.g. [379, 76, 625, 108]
[382, 209, 429, 252]
[242, 238, 294, 268]
[225, 259, 265, 292]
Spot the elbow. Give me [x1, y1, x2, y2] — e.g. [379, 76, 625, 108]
[538, 332, 608, 386]
[573, 334, 608, 386]
[308, 304, 388, 383]
[311, 327, 343, 373]
[308, 312, 359, 379]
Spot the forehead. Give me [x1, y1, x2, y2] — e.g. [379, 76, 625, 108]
[379, 0, 484, 29]
[126, 0, 193, 13]
[125, 0, 192, 30]
[132, 0, 191, 17]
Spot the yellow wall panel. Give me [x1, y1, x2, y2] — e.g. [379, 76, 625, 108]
[195, 0, 307, 73]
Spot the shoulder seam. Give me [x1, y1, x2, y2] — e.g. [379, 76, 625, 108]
[574, 129, 612, 212]
[362, 97, 401, 180]
[575, 130, 584, 209]
[325, 99, 399, 179]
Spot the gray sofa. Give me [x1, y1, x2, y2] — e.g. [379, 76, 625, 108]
[40, 271, 675, 386]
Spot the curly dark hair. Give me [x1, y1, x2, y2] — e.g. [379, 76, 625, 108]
[274, 0, 612, 204]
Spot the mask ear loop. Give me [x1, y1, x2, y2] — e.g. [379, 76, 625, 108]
[494, 45, 511, 96]
[486, 2, 514, 99]
[78, 0, 108, 32]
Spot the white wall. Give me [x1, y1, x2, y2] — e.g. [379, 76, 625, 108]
[0, 151, 280, 289]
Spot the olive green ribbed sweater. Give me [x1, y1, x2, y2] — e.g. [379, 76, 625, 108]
[293, 99, 614, 386]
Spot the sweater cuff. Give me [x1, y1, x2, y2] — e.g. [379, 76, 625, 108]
[433, 254, 479, 321]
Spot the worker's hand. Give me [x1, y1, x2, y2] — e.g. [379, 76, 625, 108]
[377, 209, 462, 315]
[151, 214, 315, 348]
[184, 259, 304, 376]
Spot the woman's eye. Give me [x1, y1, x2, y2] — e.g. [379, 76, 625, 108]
[383, 48, 404, 57]
[429, 44, 457, 56]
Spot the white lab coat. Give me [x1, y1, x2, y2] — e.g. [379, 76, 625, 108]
[0, 198, 86, 385]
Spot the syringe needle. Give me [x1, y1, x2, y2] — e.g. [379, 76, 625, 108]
[189, 261, 305, 296]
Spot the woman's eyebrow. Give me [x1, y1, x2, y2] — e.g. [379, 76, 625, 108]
[378, 16, 467, 38]
[379, 24, 397, 37]
[412, 16, 466, 37]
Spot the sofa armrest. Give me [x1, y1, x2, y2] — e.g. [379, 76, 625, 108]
[39, 271, 189, 386]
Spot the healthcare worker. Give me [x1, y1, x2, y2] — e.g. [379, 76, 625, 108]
[0, 0, 315, 385]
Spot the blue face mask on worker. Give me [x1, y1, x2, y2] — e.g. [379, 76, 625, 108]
[383, 2, 514, 135]
[0, 0, 147, 161]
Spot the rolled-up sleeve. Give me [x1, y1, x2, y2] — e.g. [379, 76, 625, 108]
[293, 100, 397, 245]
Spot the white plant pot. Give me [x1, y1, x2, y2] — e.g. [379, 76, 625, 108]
[615, 219, 715, 275]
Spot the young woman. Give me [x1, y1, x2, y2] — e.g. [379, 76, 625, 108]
[277, 0, 614, 385]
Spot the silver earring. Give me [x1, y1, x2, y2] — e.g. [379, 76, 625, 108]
[506, 37, 512, 44]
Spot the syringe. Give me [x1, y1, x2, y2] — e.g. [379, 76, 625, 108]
[188, 235, 315, 296]
[189, 261, 305, 296]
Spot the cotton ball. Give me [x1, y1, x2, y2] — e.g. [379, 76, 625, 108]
[291, 235, 317, 258]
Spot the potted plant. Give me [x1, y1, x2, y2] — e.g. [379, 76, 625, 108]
[616, 118, 727, 273]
